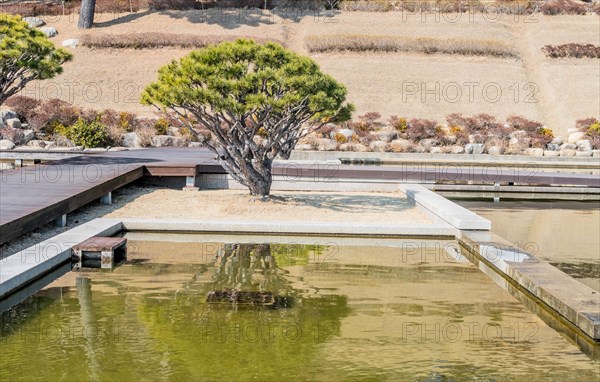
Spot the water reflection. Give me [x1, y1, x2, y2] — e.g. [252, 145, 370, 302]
[1, 240, 598, 382]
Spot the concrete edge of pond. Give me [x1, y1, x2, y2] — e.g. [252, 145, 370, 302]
[399, 184, 492, 230]
[0, 219, 123, 299]
[458, 230, 600, 341]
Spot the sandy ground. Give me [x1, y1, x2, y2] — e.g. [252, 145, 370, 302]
[20, 11, 600, 135]
[0, 186, 430, 258]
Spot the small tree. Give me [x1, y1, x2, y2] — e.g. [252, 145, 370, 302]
[0, 15, 72, 106]
[142, 39, 353, 196]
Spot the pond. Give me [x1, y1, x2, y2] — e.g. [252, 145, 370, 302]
[456, 200, 600, 292]
[1, 235, 598, 381]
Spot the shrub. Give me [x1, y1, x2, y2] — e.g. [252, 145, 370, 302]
[134, 125, 156, 147]
[540, 0, 587, 15]
[576, 117, 598, 130]
[388, 115, 407, 132]
[542, 44, 600, 59]
[56, 118, 109, 148]
[333, 132, 347, 143]
[26, 98, 81, 133]
[305, 34, 518, 58]
[348, 112, 383, 133]
[154, 118, 170, 135]
[80, 33, 285, 49]
[406, 118, 438, 141]
[505, 115, 543, 132]
[4, 96, 41, 121]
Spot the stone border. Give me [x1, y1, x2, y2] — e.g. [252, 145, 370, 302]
[458, 230, 600, 340]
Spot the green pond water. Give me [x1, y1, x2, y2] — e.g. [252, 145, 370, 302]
[457, 200, 600, 292]
[1, 237, 599, 382]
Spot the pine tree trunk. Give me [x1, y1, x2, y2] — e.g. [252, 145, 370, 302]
[78, 0, 96, 29]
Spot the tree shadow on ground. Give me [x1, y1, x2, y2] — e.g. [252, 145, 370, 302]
[93, 9, 154, 28]
[270, 193, 415, 213]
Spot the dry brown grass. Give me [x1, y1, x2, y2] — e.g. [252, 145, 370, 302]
[80, 33, 285, 49]
[542, 44, 600, 59]
[305, 34, 519, 58]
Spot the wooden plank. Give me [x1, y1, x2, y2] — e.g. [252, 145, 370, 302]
[73, 237, 127, 251]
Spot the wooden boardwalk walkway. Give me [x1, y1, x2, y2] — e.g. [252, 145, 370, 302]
[1, 147, 599, 245]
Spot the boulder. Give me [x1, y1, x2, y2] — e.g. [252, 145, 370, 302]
[294, 143, 312, 151]
[388, 139, 412, 153]
[464, 143, 484, 155]
[23, 17, 45, 28]
[411, 145, 427, 153]
[508, 137, 520, 147]
[525, 148, 544, 156]
[331, 128, 353, 140]
[150, 135, 187, 147]
[339, 143, 368, 152]
[546, 143, 561, 151]
[188, 142, 203, 148]
[26, 140, 56, 149]
[83, 148, 108, 152]
[0, 139, 15, 150]
[487, 146, 503, 156]
[560, 143, 577, 150]
[370, 129, 398, 142]
[62, 38, 79, 48]
[450, 145, 465, 154]
[559, 149, 576, 157]
[543, 150, 560, 157]
[551, 137, 564, 145]
[592, 150, 600, 158]
[6, 118, 21, 129]
[314, 138, 338, 151]
[575, 151, 592, 157]
[0, 110, 17, 123]
[576, 139, 592, 151]
[429, 147, 443, 154]
[419, 139, 440, 149]
[39, 26, 57, 38]
[369, 140, 387, 152]
[567, 131, 585, 144]
[122, 132, 143, 148]
[22, 130, 35, 144]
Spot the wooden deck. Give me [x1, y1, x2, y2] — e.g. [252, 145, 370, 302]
[1, 147, 599, 245]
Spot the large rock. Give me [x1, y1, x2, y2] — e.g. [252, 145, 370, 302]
[150, 135, 187, 147]
[0, 139, 15, 150]
[450, 145, 465, 154]
[39, 26, 57, 38]
[560, 143, 577, 150]
[369, 140, 387, 152]
[23, 17, 45, 28]
[339, 143, 368, 152]
[370, 129, 398, 143]
[575, 151, 592, 157]
[568, 131, 585, 144]
[546, 143, 561, 151]
[27, 140, 55, 149]
[429, 147, 443, 154]
[22, 129, 35, 144]
[388, 139, 412, 153]
[592, 150, 600, 158]
[509, 130, 528, 139]
[525, 148, 544, 156]
[294, 144, 312, 151]
[0, 110, 17, 123]
[551, 137, 564, 145]
[559, 149, 576, 157]
[188, 142, 203, 148]
[543, 150, 560, 157]
[331, 128, 353, 140]
[419, 139, 440, 149]
[6, 118, 21, 129]
[314, 138, 338, 151]
[62, 38, 79, 48]
[411, 145, 427, 153]
[576, 139, 592, 151]
[464, 143, 484, 155]
[487, 146, 503, 156]
[122, 132, 143, 148]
